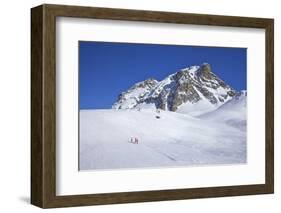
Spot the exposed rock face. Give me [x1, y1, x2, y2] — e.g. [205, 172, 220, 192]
[112, 63, 238, 113]
[112, 78, 158, 110]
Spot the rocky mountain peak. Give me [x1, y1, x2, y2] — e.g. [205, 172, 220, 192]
[112, 63, 242, 116]
[196, 63, 211, 78]
[201, 62, 211, 72]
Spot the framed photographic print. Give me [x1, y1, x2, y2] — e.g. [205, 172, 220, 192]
[31, 4, 274, 208]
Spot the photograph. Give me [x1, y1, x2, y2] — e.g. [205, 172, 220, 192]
[79, 41, 247, 171]
[30, 4, 274, 208]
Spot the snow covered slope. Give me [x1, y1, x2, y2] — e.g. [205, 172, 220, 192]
[112, 63, 237, 116]
[200, 91, 247, 130]
[80, 108, 246, 170]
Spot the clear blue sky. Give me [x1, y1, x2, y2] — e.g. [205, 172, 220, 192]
[79, 41, 246, 109]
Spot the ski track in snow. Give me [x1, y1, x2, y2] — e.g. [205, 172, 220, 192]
[79, 108, 246, 170]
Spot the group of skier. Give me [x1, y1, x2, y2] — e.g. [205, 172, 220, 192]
[130, 137, 139, 144]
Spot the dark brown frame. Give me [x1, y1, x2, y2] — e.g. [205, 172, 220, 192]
[31, 4, 274, 208]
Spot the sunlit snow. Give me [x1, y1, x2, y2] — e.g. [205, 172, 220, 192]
[80, 102, 246, 170]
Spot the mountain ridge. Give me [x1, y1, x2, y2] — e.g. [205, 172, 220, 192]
[112, 63, 244, 116]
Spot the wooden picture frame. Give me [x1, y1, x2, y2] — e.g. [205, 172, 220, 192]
[31, 4, 274, 208]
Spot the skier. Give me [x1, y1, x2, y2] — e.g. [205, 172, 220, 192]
[135, 137, 139, 144]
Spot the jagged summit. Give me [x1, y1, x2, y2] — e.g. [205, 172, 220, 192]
[112, 63, 242, 116]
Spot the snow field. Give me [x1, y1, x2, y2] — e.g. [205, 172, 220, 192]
[80, 108, 246, 170]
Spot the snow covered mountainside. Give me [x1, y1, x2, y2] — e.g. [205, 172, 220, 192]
[80, 109, 246, 170]
[112, 63, 237, 116]
[200, 91, 247, 130]
[80, 63, 247, 170]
